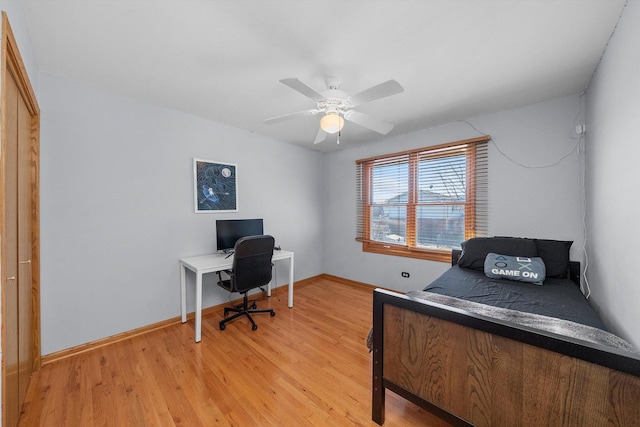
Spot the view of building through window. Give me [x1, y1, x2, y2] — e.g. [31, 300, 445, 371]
[369, 154, 466, 250]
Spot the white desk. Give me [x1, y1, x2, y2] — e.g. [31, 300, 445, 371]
[180, 250, 294, 342]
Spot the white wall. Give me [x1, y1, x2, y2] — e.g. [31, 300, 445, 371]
[39, 74, 324, 355]
[585, 0, 640, 348]
[323, 94, 584, 293]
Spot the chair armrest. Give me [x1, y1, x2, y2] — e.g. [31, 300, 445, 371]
[216, 269, 233, 281]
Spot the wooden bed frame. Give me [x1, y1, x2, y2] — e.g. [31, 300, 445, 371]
[371, 254, 640, 426]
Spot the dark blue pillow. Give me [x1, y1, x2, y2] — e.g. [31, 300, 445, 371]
[484, 253, 546, 285]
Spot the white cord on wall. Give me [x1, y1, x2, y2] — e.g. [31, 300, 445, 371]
[578, 132, 591, 298]
[569, 92, 592, 298]
[461, 118, 580, 169]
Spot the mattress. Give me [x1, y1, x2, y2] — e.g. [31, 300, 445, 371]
[423, 265, 606, 330]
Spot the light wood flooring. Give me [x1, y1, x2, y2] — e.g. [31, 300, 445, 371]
[19, 276, 453, 426]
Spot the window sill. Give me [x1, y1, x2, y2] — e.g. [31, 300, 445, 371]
[361, 240, 451, 263]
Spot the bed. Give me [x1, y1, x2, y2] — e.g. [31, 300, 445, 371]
[370, 237, 640, 426]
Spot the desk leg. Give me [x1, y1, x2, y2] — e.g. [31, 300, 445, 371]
[195, 272, 202, 342]
[288, 253, 294, 308]
[180, 263, 187, 323]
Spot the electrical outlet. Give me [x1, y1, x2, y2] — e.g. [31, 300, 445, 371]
[401, 272, 410, 278]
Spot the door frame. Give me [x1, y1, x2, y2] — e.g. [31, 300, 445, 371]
[1, 10, 41, 423]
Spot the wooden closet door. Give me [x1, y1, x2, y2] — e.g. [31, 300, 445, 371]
[3, 62, 35, 427]
[3, 65, 21, 427]
[17, 66, 34, 407]
[1, 13, 40, 427]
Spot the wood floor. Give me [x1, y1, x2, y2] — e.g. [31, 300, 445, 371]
[18, 276, 453, 426]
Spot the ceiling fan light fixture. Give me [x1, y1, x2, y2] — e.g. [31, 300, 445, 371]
[265, 77, 404, 144]
[320, 113, 344, 134]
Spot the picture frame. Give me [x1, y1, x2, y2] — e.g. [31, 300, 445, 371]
[193, 158, 238, 213]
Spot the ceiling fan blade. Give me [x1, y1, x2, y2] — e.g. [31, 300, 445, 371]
[313, 128, 326, 144]
[264, 109, 318, 125]
[280, 78, 325, 102]
[349, 79, 404, 106]
[344, 110, 394, 134]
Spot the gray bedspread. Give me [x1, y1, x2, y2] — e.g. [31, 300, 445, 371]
[405, 290, 638, 353]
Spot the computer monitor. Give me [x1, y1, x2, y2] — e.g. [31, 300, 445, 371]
[216, 218, 264, 252]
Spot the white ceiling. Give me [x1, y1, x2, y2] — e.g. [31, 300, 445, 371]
[21, 0, 627, 152]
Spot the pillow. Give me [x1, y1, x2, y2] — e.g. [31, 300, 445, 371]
[458, 237, 538, 271]
[534, 239, 572, 279]
[484, 253, 546, 285]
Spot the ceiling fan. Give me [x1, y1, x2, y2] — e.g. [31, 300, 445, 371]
[264, 76, 404, 144]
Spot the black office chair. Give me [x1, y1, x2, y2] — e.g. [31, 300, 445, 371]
[216, 234, 276, 331]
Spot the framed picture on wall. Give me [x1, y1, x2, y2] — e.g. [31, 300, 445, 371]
[193, 158, 238, 213]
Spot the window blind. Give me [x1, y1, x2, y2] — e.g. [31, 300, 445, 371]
[356, 135, 489, 260]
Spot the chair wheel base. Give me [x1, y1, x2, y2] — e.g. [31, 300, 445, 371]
[218, 293, 275, 331]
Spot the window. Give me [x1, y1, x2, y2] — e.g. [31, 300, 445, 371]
[356, 136, 489, 262]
